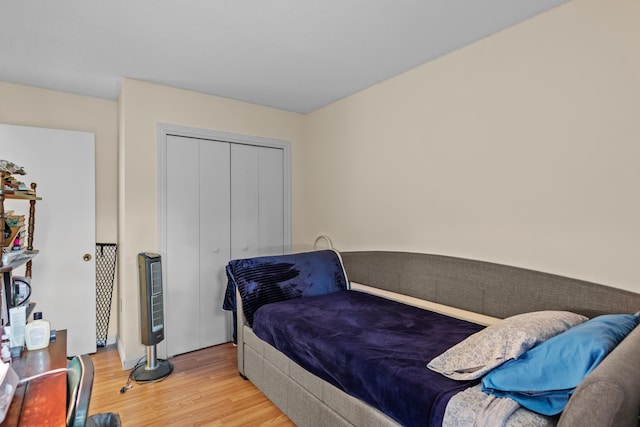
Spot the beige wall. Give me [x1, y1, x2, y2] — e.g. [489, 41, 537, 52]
[118, 79, 302, 366]
[300, 0, 640, 292]
[0, 80, 120, 339]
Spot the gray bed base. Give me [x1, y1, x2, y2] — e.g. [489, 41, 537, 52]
[236, 251, 640, 426]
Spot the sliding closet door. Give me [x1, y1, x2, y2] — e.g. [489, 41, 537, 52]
[199, 141, 232, 347]
[258, 147, 285, 256]
[231, 144, 284, 259]
[164, 132, 286, 357]
[165, 136, 199, 356]
[230, 144, 259, 259]
[165, 135, 230, 356]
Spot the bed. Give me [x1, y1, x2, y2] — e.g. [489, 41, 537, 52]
[224, 250, 640, 427]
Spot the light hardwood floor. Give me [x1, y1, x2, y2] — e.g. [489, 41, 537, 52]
[88, 343, 295, 426]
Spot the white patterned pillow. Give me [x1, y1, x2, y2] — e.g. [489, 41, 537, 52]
[427, 310, 588, 380]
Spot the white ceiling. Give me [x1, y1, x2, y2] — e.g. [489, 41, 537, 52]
[0, 0, 567, 114]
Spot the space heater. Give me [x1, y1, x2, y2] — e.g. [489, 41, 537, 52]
[132, 252, 173, 382]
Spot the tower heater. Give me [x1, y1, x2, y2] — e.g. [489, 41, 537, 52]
[133, 252, 173, 382]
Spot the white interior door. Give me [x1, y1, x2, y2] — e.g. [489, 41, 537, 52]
[0, 124, 96, 356]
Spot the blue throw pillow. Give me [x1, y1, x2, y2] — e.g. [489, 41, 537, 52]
[481, 313, 639, 415]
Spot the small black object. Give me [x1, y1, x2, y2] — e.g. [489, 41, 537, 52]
[3, 220, 10, 240]
[86, 412, 122, 427]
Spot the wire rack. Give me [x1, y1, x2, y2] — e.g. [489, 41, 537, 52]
[96, 243, 117, 348]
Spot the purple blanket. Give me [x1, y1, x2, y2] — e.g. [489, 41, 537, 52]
[253, 290, 485, 426]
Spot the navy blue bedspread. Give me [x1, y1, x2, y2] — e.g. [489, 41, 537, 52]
[253, 290, 485, 427]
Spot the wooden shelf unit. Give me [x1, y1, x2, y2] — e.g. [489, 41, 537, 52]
[1, 170, 41, 320]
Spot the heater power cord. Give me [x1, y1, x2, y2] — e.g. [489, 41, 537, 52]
[120, 355, 173, 394]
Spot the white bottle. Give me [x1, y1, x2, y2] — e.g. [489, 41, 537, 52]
[25, 312, 50, 350]
[1, 333, 11, 362]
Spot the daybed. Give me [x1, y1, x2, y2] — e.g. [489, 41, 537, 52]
[227, 251, 640, 426]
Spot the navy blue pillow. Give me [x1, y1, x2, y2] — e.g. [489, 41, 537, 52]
[481, 313, 639, 415]
[224, 250, 349, 326]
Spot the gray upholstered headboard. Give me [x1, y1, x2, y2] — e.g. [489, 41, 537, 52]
[341, 251, 640, 319]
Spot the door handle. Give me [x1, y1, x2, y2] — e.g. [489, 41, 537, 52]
[83, 254, 92, 262]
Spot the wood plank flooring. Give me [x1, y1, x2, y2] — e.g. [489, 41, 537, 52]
[88, 343, 295, 426]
